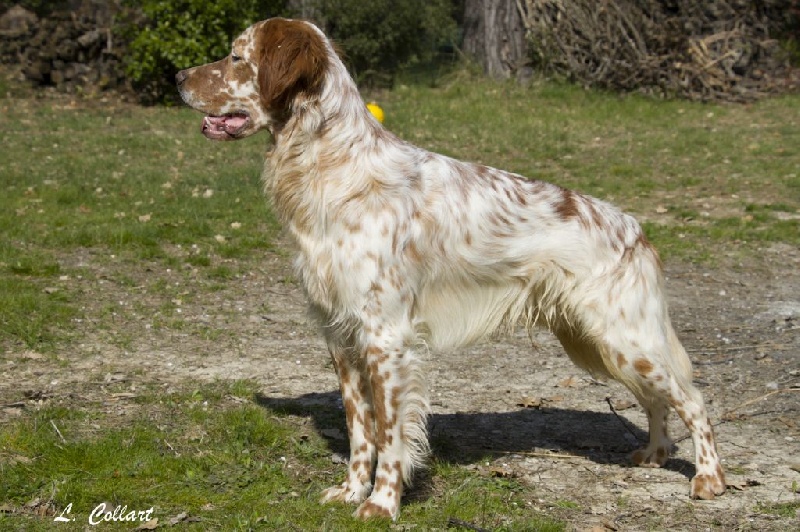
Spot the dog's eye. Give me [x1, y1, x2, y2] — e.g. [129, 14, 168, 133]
[231, 53, 242, 63]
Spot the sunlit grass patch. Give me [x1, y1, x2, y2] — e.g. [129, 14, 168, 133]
[0, 381, 564, 531]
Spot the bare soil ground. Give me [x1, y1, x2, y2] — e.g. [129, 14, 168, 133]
[2, 236, 799, 531]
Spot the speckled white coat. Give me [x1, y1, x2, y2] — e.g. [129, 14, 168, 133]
[176, 18, 726, 521]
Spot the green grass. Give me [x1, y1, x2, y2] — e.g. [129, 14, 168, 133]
[756, 500, 800, 518]
[0, 104, 277, 256]
[0, 381, 563, 531]
[0, 100, 278, 349]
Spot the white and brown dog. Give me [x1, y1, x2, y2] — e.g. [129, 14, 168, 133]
[176, 18, 725, 520]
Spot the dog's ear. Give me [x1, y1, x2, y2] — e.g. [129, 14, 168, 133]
[258, 19, 328, 114]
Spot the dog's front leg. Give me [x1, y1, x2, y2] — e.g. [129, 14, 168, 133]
[353, 316, 429, 521]
[321, 338, 376, 505]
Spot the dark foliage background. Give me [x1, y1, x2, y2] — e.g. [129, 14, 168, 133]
[121, 0, 457, 99]
[1, 0, 795, 102]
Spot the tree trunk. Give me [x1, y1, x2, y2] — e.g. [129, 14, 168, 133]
[462, 0, 528, 79]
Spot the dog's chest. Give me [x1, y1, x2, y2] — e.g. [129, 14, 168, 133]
[291, 223, 387, 315]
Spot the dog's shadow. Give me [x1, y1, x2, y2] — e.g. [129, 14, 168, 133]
[254, 390, 696, 496]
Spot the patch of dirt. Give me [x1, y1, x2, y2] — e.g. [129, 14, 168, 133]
[2, 237, 799, 530]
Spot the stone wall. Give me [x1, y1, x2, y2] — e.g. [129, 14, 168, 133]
[0, 1, 126, 93]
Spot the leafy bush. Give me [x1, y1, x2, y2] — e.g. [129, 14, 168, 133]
[119, 0, 457, 101]
[120, 0, 287, 102]
[314, 0, 458, 85]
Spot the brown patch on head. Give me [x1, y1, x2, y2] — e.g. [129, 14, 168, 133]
[256, 19, 328, 116]
[633, 358, 654, 375]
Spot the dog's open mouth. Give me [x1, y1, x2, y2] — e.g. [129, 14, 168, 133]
[201, 112, 250, 140]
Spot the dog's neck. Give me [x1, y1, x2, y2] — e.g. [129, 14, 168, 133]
[264, 53, 373, 232]
[271, 46, 381, 148]
[264, 52, 419, 241]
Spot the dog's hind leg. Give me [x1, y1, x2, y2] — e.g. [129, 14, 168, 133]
[629, 395, 672, 467]
[555, 243, 725, 499]
[613, 337, 725, 498]
[558, 320, 725, 499]
[554, 327, 672, 467]
[595, 281, 726, 499]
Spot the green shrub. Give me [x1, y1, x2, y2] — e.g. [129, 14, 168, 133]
[119, 0, 457, 101]
[120, 0, 288, 102]
[314, 0, 458, 86]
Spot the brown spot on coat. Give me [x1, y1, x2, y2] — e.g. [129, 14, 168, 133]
[405, 240, 421, 262]
[633, 358, 654, 375]
[554, 189, 580, 220]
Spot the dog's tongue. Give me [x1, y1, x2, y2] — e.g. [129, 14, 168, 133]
[202, 114, 247, 140]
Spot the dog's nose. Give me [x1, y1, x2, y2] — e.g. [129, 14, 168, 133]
[175, 70, 188, 87]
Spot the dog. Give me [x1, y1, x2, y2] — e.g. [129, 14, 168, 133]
[176, 17, 725, 520]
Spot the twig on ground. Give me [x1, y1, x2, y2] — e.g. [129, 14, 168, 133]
[605, 396, 645, 445]
[490, 449, 579, 459]
[688, 342, 791, 354]
[722, 388, 799, 419]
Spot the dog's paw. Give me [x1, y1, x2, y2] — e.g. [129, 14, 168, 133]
[320, 482, 370, 505]
[353, 498, 396, 520]
[630, 445, 669, 468]
[690, 472, 726, 500]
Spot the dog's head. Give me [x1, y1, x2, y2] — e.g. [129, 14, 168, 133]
[176, 18, 329, 140]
